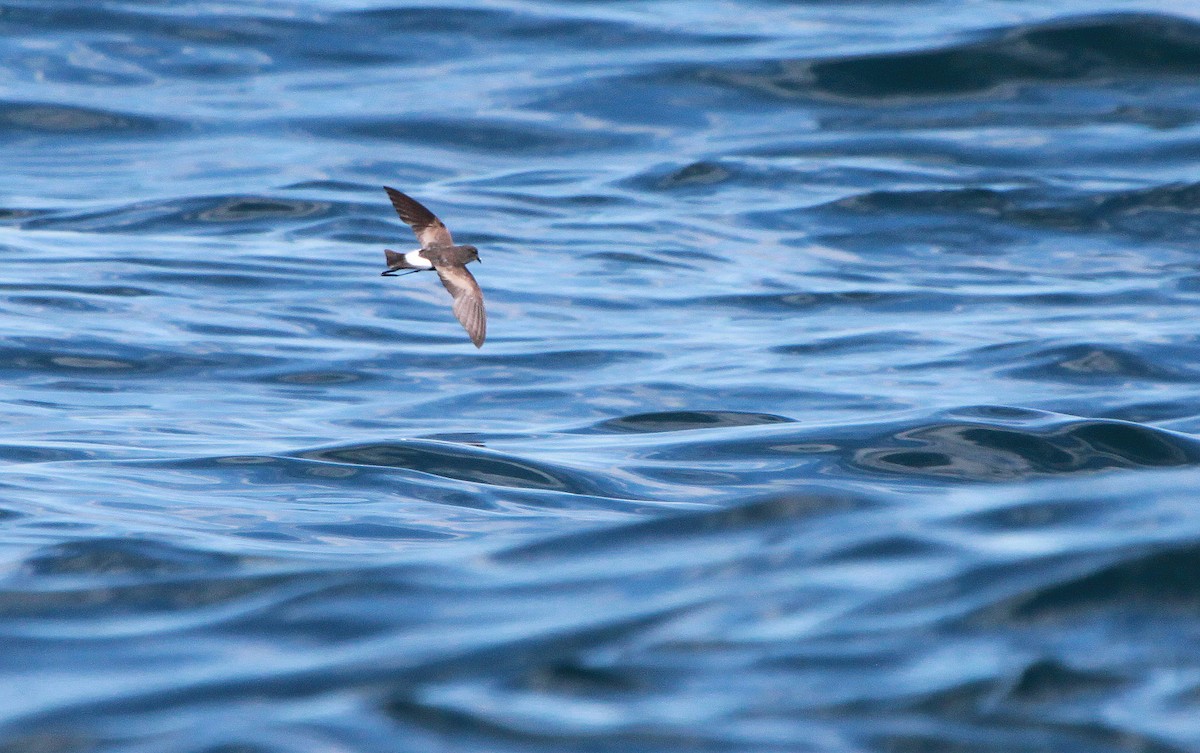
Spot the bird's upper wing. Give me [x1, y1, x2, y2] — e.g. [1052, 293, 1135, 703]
[384, 186, 454, 248]
[435, 265, 486, 348]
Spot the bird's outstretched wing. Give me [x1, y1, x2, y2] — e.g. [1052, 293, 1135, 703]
[435, 265, 486, 348]
[384, 186, 454, 248]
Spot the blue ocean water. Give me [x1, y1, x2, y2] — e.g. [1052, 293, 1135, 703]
[4, 0, 1200, 750]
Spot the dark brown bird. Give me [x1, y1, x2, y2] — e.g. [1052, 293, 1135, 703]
[381, 186, 486, 348]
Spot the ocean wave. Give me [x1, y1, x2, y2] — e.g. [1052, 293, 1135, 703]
[699, 13, 1200, 101]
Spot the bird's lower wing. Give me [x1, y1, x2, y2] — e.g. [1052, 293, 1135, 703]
[436, 266, 487, 348]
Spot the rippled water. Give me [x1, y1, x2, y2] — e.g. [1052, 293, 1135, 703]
[4, 1, 1200, 750]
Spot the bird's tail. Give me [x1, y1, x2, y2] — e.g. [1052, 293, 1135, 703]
[382, 249, 412, 276]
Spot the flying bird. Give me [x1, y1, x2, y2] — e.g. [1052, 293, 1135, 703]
[380, 187, 486, 348]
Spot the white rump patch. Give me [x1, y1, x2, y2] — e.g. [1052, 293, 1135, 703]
[405, 250, 434, 269]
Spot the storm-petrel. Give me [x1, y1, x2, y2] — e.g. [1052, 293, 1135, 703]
[380, 186, 486, 348]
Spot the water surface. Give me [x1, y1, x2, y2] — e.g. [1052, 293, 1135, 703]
[3, 1, 1200, 750]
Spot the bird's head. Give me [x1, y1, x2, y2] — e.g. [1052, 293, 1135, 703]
[462, 245, 481, 264]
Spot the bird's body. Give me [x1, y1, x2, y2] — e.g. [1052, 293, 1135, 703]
[385, 245, 478, 271]
[380, 187, 486, 348]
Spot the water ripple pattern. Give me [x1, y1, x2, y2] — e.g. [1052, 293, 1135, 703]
[3, 1, 1200, 751]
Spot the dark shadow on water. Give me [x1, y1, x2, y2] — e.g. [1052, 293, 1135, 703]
[697, 13, 1200, 102]
[0, 100, 181, 135]
[24, 194, 335, 235]
[496, 490, 878, 564]
[823, 181, 1200, 242]
[20, 538, 242, 578]
[1006, 659, 1125, 703]
[853, 418, 1200, 480]
[584, 410, 796, 434]
[1000, 543, 1200, 620]
[296, 440, 625, 497]
[634, 408, 1200, 484]
[306, 116, 639, 155]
